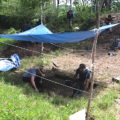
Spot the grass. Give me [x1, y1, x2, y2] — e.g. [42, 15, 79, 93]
[0, 39, 120, 120]
[0, 71, 119, 120]
[92, 89, 118, 120]
[0, 72, 88, 120]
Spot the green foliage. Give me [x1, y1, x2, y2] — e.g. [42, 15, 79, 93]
[4, 27, 20, 34]
[74, 5, 96, 30]
[20, 0, 40, 9]
[0, 0, 51, 29]
[111, 1, 120, 12]
[0, 0, 120, 32]
[44, 4, 96, 33]
[44, 5, 66, 32]
[0, 38, 17, 52]
[52, 50, 62, 56]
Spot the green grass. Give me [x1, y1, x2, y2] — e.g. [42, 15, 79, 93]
[0, 71, 88, 120]
[91, 89, 119, 120]
[0, 71, 119, 120]
[0, 55, 120, 120]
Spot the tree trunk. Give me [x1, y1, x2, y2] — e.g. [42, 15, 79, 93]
[53, 0, 57, 6]
[100, 0, 112, 10]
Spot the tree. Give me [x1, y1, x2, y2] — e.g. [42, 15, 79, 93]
[92, 0, 112, 11]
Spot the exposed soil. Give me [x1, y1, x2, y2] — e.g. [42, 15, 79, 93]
[45, 48, 120, 96]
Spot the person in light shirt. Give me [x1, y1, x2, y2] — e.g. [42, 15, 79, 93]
[23, 66, 45, 92]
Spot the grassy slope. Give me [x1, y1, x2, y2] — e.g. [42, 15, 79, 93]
[0, 73, 119, 120]
[0, 72, 87, 120]
[0, 38, 120, 120]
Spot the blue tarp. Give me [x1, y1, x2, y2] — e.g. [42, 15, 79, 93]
[19, 24, 52, 35]
[0, 23, 119, 43]
[0, 54, 20, 72]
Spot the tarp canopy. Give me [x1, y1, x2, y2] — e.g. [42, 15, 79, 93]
[0, 23, 119, 43]
[19, 24, 53, 35]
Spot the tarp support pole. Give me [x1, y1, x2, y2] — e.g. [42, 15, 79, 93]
[41, 42, 44, 53]
[41, 0, 44, 53]
[86, 0, 100, 120]
[41, 0, 43, 24]
[69, 0, 72, 30]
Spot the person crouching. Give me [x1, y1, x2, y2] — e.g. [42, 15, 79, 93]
[22, 66, 45, 92]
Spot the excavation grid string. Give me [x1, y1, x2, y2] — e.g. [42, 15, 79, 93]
[0, 41, 89, 94]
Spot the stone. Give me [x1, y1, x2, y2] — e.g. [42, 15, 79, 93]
[69, 109, 86, 120]
[115, 99, 120, 104]
[112, 76, 120, 83]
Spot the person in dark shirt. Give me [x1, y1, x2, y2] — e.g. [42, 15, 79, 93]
[67, 10, 74, 20]
[105, 14, 113, 32]
[23, 66, 45, 92]
[105, 15, 113, 25]
[72, 64, 91, 97]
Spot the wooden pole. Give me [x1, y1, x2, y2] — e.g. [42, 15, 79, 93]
[86, 0, 100, 120]
[41, 0, 44, 53]
[57, 0, 60, 17]
[69, 0, 72, 30]
[70, 0, 72, 9]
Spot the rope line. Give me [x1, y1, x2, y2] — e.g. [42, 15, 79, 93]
[0, 41, 107, 58]
[49, 43, 108, 52]
[0, 41, 42, 54]
[50, 43, 91, 52]
[0, 41, 89, 94]
[49, 43, 73, 51]
[0, 41, 94, 69]
[0, 41, 73, 54]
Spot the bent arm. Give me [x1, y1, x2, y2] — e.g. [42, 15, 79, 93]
[73, 70, 79, 84]
[84, 79, 90, 89]
[74, 69, 79, 78]
[39, 70, 45, 77]
[31, 75, 38, 91]
[84, 71, 91, 90]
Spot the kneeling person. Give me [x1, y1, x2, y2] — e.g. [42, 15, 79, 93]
[73, 64, 91, 97]
[23, 66, 45, 92]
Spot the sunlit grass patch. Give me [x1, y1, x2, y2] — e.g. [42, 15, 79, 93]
[92, 89, 118, 120]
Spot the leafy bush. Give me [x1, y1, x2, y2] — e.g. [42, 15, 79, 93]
[4, 27, 20, 34]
